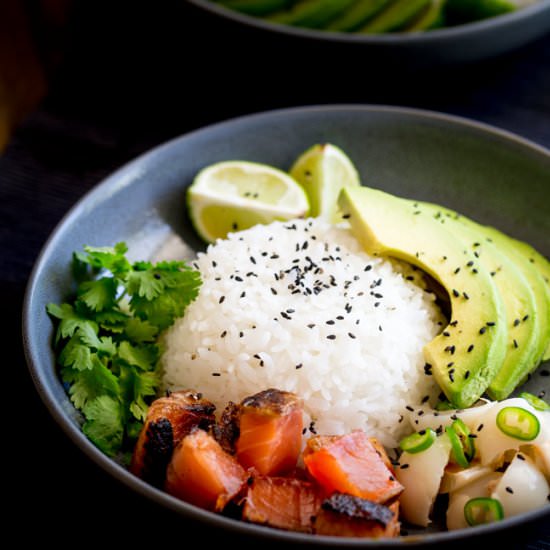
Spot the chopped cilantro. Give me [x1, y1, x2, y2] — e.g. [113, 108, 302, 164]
[47, 242, 201, 458]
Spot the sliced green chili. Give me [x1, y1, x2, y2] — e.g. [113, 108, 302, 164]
[496, 406, 540, 441]
[446, 418, 475, 468]
[399, 428, 437, 454]
[464, 497, 504, 526]
[519, 392, 550, 412]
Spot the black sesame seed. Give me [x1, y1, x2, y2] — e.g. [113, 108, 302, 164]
[348, 333, 356, 339]
[326, 320, 335, 325]
[479, 326, 487, 335]
[232, 223, 238, 230]
[514, 318, 521, 327]
[517, 453, 525, 461]
[505, 487, 514, 494]
[342, 213, 351, 219]
[467, 344, 475, 353]
[326, 334, 336, 340]
[454, 267, 461, 274]
[271, 288, 278, 295]
[239, 331, 244, 338]
[523, 314, 529, 322]
[406, 406, 414, 412]
[486, 321, 496, 327]
[477, 424, 484, 432]
[364, 265, 372, 272]
[219, 296, 225, 304]
[513, 339, 519, 349]
[443, 331, 451, 337]
[220, 330, 227, 338]
[400, 464, 410, 469]
[452, 289, 460, 297]
[295, 363, 303, 369]
[465, 370, 470, 379]
[240, 291, 246, 298]
[212, 373, 221, 377]
[463, 292, 470, 300]
[307, 323, 315, 329]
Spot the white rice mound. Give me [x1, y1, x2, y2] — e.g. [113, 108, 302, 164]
[162, 218, 443, 448]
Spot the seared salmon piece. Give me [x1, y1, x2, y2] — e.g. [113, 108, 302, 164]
[212, 401, 240, 454]
[242, 476, 322, 533]
[314, 493, 400, 538]
[130, 390, 215, 487]
[303, 431, 403, 503]
[236, 389, 303, 476]
[165, 428, 248, 512]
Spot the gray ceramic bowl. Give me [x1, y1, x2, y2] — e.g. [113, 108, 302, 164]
[188, 0, 550, 66]
[24, 105, 549, 546]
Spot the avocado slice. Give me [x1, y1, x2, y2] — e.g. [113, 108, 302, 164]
[415, 204, 542, 401]
[267, 0, 357, 28]
[326, 0, 392, 32]
[358, 0, 431, 33]
[403, 0, 447, 32]
[446, 0, 519, 22]
[339, 186, 507, 408]
[217, 0, 294, 17]
[506, 237, 550, 361]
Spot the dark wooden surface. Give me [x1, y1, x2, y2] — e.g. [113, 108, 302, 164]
[2, 2, 549, 547]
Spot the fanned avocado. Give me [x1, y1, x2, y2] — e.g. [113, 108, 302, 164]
[217, 0, 293, 16]
[267, 0, 357, 28]
[416, 203, 542, 401]
[420, 202, 550, 390]
[359, 0, 431, 32]
[403, 0, 447, 31]
[339, 186, 507, 408]
[326, 0, 392, 32]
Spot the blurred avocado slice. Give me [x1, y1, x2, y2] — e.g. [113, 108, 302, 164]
[404, 0, 447, 31]
[326, 0, 392, 32]
[268, 0, 357, 28]
[216, 0, 293, 16]
[446, 0, 527, 21]
[359, 0, 431, 33]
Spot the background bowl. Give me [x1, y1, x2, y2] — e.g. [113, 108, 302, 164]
[188, 0, 550, 67]
[24, 105, 549, 547]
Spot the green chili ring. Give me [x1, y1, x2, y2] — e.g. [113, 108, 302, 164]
[464, 497, 504, 526]
[446, 418, 475, 468]
[519, 392, 550, 412]
[399, 428, 437, 454]
[496, 406, 540, 441]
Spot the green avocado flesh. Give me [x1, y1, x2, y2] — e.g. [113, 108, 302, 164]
[338, 186, 550, 408]
[359, 0, 431, 32]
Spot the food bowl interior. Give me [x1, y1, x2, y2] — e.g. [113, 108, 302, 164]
[24, 105, 549, 547]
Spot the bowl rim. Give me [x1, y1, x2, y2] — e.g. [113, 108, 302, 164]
[187, 0, 550, 45]
[22, 103, 550, 546]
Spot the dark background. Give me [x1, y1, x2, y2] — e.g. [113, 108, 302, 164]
[3, 2, 549, 547]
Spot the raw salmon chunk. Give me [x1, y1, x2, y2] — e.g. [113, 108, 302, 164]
[236, 389, 303, 476]
[165, 428, 248, 512]
[242, 476, 322, 533]
[303, 431, 403, 503]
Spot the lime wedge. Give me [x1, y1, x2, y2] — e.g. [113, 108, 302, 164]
[187, 161, 310, 243]
[289, 143, 360, 222]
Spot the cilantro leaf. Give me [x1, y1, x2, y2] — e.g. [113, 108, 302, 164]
[126, 269, 165, 300]
[119, 365, 160, 423]
[82, 242, 131, 277]
[118, 341, 159, 371]
[78, 278, 118, 312]
[82, 395, 123, 457]
[78, 324, 117, 357]
[65, 354, 120, 410]
[46, 302, 98, 343]
[59, 333, 94, 371]
[124, 318, 158, 343]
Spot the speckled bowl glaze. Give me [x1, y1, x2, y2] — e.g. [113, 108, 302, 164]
[188, 0, 550, 66]
[23, 105, 549, 547]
